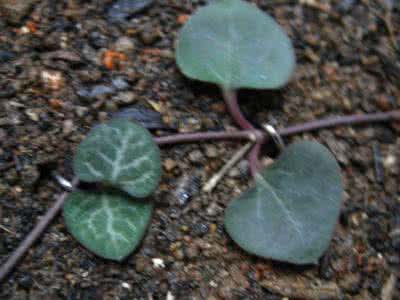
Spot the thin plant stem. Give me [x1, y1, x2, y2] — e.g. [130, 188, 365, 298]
[155, 110, 400, 145]
[222, 88, 254, 130]
[0, 178, 79, 282]
[278, 110, 400, 137]
[0, 224, 15, 236]
[248, 141, 264, 177]
[221, 87, 263, 176]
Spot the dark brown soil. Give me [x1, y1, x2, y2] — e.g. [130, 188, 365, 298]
[0, 0, 399, 299]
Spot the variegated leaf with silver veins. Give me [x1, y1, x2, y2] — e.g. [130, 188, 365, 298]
[64, 191, 152, 261]
[73, 119, 161, 198]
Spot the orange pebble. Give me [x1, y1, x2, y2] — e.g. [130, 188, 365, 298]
[48, 99, 64, 110]
[103, 50, 127, 70]
[26, 21, 38, 33]
[177, 14, 190, 25]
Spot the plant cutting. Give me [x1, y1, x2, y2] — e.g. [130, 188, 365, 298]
[1, 0, 399, 280]
[176, 0, 340, 264]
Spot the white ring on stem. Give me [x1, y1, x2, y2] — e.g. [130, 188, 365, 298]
[53, 174, 74, 191]
[263, 124, 285, 151]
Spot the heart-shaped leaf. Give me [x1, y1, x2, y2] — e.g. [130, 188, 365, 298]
[176, 0, 295, 89]
[64, 191, 153, 261]
[224, 141, 342, 264]
[73, 119, 161, 198]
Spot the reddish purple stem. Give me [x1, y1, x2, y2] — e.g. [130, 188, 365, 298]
[0, 178, 79, 282]
[248, 142, 263, 176]
[221, 88, 262, 176]
[222, 88, 254, 130]
[279, 110, 400, 136]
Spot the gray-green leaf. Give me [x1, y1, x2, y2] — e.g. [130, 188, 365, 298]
[176, 0, 295, 89]
[224, 141, 342, 264]
[73, 119, 162, 198]
[64, 191, 153, 261]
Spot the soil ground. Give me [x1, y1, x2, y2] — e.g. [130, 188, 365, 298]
[0, 0, 399, 299]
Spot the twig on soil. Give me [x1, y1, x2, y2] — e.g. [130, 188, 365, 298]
[260, 278, 341, 299]
[373, 143, 384, 185]
[381, 274, 397, 300]
[361, 0, 398, 51]
[155, 130, 260, 145]
[0, 224, 16, 236]
[0, 177, 79, 282]
[203, 142, 254, 192]
[0, 109, 399, 282]
[381, 12, 399, 51]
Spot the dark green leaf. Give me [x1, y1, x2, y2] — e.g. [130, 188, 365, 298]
[225, 141, 342, 264]
[176, 0, 295, 89]
[73, 119, 161, 198]
[64, 191, 153, 261]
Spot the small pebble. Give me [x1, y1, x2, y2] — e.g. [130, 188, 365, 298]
[152, 258, 165, 268]
[163, 158, 177, 171]
[0, 0, 39, 24]
[114, 36, 135, 53]
[88, 31, 109, 49]
[140, 25, 161, 45]
[206, 202, 222, 217]
[0, 128, 7, 140]
[191, 223, 209, 237]
[185, 244, 200, 259]
[75, 106, 89, 117]
[205, 145, 218, 158]
[107, 0, 154, 23]
[25, 109, 40, 122]
[18, 273, 33, 289]
[111, 77, 130, 90]
[0, 50, 15, 62]
[41, 70, 65, 91]
[166, 291, 175, 300]
[77, 85, 115, 99]
[63, 120, 74, 135]
[173, 173, 201, 206]
[135, 257, 147, 273]
[173, 249, 185, 260]
[121, 282, 132, 290]
[0, 86, 16, 98]
[115, 92, 136, 104]
[189, 150, 203, 163]
[383, 155, 396, 169]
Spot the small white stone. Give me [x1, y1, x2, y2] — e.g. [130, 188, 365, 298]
[383, 155, 396, 169]
[166, 291, 175, 300]
[121, 282, 131, 290]
[41, 70, 64, 90]
[20, 26, 30, 34]
[152, 258, 165, 269]
[209, 280, 218, 287]
[115, 36, 135, 53]
[81, 271, 89, 277]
